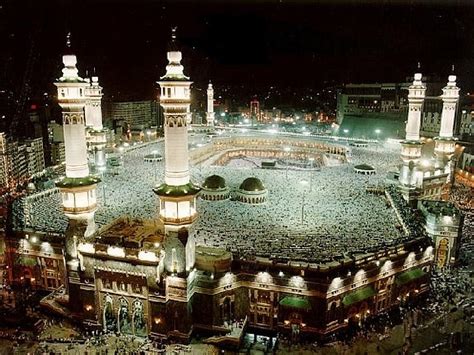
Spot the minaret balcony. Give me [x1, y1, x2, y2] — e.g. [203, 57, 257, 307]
[63, 204, 97, 215]
[159, 214, 198, 226]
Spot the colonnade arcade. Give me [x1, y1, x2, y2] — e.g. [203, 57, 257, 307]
[102, 294, 147, 336]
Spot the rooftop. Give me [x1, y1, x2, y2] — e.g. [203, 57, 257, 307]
[95, 216, 164, 250]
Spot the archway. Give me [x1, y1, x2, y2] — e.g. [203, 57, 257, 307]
[103, 296, 116, 332]
[132, 300, 147, 337]
[117, 297, 131, 334]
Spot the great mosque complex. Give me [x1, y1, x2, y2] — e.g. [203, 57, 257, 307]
[4, 32, 468, 346]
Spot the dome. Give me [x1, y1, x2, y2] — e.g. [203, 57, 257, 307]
[354, 164, 375, 171]
[239, 177, 265, 192]
[203, 175, 226, 190]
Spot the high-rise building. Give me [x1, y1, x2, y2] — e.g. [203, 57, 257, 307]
[108, 100, 160, 128]
[250, 98, 260, 122]
[0, 133, 45, 190]
[25, 137, 45, 176]
[48, 121, 66, 166]
[0, 133, 9, 189]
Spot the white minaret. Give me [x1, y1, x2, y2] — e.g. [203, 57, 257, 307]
[54, 34, 100, 284]
[399, 69, 426, 203]
[206, 82, 215, 127]
[405, 73, 425, 141]
[85, 76, 104, 130]
[154, 28, 200, 232]
[434, 72, 460, 186]
[435, 74, 459, 156]
[84, 75, 107, 172]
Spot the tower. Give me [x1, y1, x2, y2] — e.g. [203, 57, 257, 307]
[154, 29, 200, 234]
[399, 71, 426, 204]
[153, 28, 200, 341]
[84, 75, 107, 172]
[54, 35, 100, 307]
[434, 73, 460, 182]
[250, 98, 260, 123]
[206, 82, 215, 127]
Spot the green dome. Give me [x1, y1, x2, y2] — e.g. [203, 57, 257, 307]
[239, 177, 265, 192]
[203, 175, 227, 189]
[354, 164, 375, 171]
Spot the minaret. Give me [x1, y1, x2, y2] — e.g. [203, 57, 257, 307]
[399, 69, 426, 204]
[153, 29, 199, 341]
[84, 75, 107, 172]
[154, 28, 200, 233]
[54, 34, 100, 289]
[434, 72, 459, 169]
[433, 72, 460, 197]
[206, 82, 215, 127]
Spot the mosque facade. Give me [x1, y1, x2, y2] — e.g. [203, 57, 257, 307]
[3, 32, 465, 346]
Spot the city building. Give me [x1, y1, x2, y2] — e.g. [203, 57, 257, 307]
[335, 77, 456, 139]
[0, 133, 45, 191]
[107, 100, 161, 130]
[25, 137, 45, 176]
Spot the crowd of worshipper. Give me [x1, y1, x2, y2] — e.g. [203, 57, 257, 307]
[385, 185, 428, 239]
[449, 182, 474, 266]
[10, 136, 471, 264]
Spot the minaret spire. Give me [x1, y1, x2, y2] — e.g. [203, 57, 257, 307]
[154, 28, 200, 233]
[438, 73, 459, 140]
[398, 69, 426, 204]
[54, 40, 100, 306]
[405, 71, 426, 141]
[206, 81, 215, 127]
[84, 72, 107, 172]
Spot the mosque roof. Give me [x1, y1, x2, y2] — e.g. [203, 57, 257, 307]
[239, 177, 265, 192]
[203, 175, 226, 190]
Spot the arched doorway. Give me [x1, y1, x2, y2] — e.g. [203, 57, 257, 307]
[117, 297, 131, 334]
[132, 300, 147, 337]
[289, 312, 302, 343]
[103, 296, 116, 332]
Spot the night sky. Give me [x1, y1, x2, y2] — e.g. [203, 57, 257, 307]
[2, 0, 474, 102]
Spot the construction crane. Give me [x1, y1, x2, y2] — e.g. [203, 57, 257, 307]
[9, 18, 41, 137]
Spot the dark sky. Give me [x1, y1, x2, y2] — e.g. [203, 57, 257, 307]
[2, 0, 474, 101]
